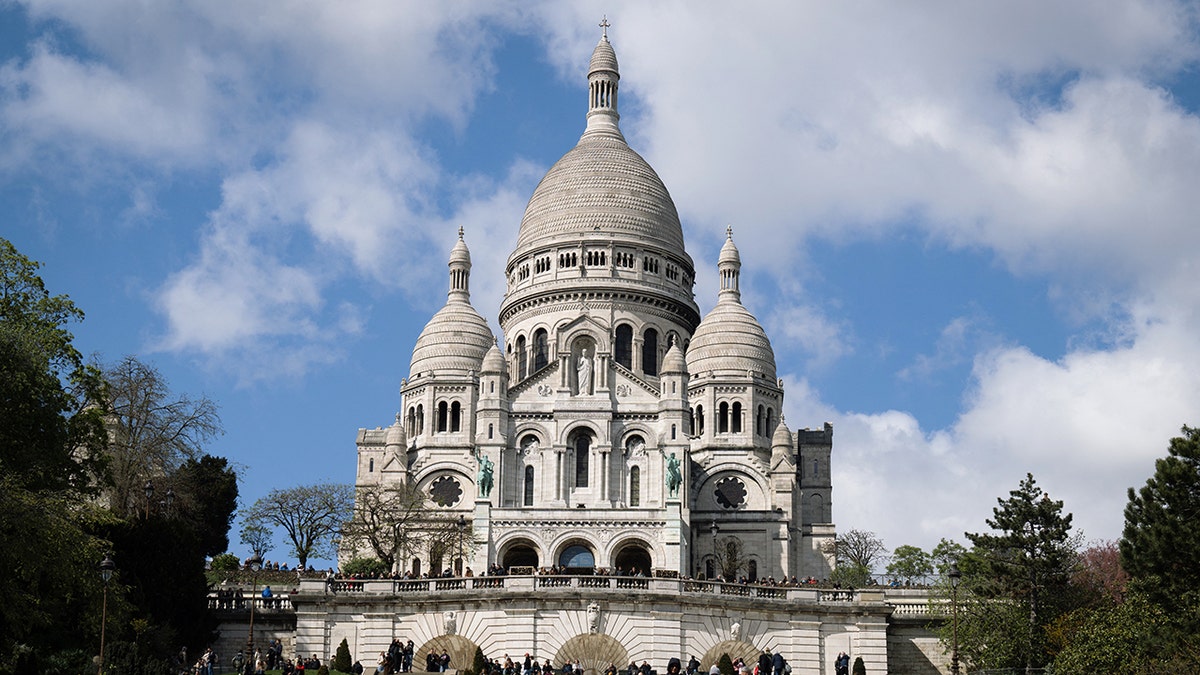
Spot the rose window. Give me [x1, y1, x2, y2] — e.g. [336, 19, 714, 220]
[430, 475, 463, 507]
[714, 476, 746, 509]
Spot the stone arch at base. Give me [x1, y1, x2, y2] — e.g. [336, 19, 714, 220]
[555, 633, 628, 675]
[699, 641, 762, 673]
[416, 634, 478, 673]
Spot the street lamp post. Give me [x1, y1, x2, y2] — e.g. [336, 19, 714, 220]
[709, 520, 719, 581]
[245, 553, 263, 672]
[97, 554, 115, 675]
[949, 563, 962, 675]
[456, 514, 466, 576]
[143, 480, 154, 519]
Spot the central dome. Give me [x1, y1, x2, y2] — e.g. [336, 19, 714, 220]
[511, 135, 688, 259]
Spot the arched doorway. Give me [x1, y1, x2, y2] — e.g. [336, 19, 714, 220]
[502, 542, 540, 570]
[612, 542, 653, 576]
[555, 633, 628, 675]
[558, 543, 595, 573]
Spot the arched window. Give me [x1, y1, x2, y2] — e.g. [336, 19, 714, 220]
[695, 405, 705, 435]
[411, 558, 421, 576]
[642, 328, 659, 376]
[516, 335, 528, 380]
[766, 408, 775, 436]
[630, 466, 641, 507]
[732, 402, 742, 433]
[534, 329, 549, 371]
[614, 324, 633, 369]
[487, 423, 494, 439]
[450, 401, 462, 432]
[574, 433, 591, 488]
[748, 560, 758, 582]
[756, 405, 765, 436]
[813, 459, 819, 477]
[705, 559, 715, 580]
[671, 424, 677, 440]
[524, 466, 535, 506]
[437, 401, 449, 432]
[416, 404, 424, 435]
[368, 458, 374, 472]
[718, 402, 730, 433]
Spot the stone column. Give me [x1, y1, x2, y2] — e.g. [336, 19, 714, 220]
[473, 499, 492, 572]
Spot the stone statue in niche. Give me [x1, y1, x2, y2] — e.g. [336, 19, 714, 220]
[444, 610, 457, 635]
[576, 348, 593, 395]
[731, 620, 741, 641]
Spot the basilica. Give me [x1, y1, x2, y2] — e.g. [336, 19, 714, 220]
[350, 27, 836, 583]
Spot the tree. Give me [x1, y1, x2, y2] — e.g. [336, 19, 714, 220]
[1119, 425, 1200, 664]
[243, 483, 354, 568]
[824, 529, 886, 587]
[930, 538, 966, 575]
[886, 544, 933, 583]
[100, 355, 222, 517]
[713, 536, 750, 581]
[341, 482, 432, 570]
[241, 522, 274, 559]
[1120, 425, 1200, 615]
[1072, 540, 1128, 606]
[0, 238, 111, 666]
[957, 473, 1081, 672]
[174, 454, 239, 556]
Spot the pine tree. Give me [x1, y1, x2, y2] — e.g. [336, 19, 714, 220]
[333, 638, 353, 672]
[962, 473, 1080, 671]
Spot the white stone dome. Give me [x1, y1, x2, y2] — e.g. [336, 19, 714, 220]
[686, 300, 777, 381]
[510, 136, 688, 261]
[409, 302, 494, 377]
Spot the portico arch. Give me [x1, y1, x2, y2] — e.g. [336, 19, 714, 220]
[500, 538, 541, 570]
[611, 541, 653, 576]
[555, 633, 628, 675]
[557, 541, 597, 572]
[415, 634, 478, 674]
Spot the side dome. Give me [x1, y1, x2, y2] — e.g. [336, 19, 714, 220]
[686, 227, 776, 381]
[481, 342, 506, 374]
[409, 303, 494, 377]
[409, 228, 495, 378]
[686, 301, 777, 381]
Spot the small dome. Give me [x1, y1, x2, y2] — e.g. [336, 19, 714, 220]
[386, 415, 407, 448]
[409, 301, 494, 377]
[449, 227, 470, 265]
[482, 342, 505, 373]
[661, 341, 687, 375]
[772, 416, 792, 449]
[589, 36, 618, 76]
[719, 228, 741, 266]
[686, 301, 777, 381]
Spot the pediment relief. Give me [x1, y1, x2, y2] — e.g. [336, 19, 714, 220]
[609, 366, 660, 402]
[509, 360, 560, 399]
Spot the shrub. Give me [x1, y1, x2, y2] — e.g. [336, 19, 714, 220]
[333, 638, 353, 672]
[473, 646, 489, 674]
[717, 653, 735, 675]
[342, 556, 388, 577]
[852, 656, 865, 675]
[211, 552, 241, 572]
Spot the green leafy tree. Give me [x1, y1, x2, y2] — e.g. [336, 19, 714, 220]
[886, 544, 933, 583]
[243, 483, 354, 568]
[1050, 592, 1171, 675]
[952, 473, 1081, 672]
[0, 239, 112, 666]
[342, 557, 388, 577]
[930, 538, 966, 575]
[173, 454, 239, 556]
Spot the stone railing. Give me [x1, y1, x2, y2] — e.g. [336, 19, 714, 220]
[291, 575, 922, 607]
[208, 594, 294, 612]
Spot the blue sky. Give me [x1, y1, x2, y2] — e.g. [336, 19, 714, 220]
[4, 1, 1200, 569]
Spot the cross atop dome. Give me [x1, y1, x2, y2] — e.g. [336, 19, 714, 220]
[599, 15, 610, 40]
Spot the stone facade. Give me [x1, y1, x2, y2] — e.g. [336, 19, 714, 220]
[278, 24, 954, 675]
[350, 26, 834, 588]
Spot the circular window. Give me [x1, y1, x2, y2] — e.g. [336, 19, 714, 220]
[714, 476, 746, 509]
[429, 475, 463, 507]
